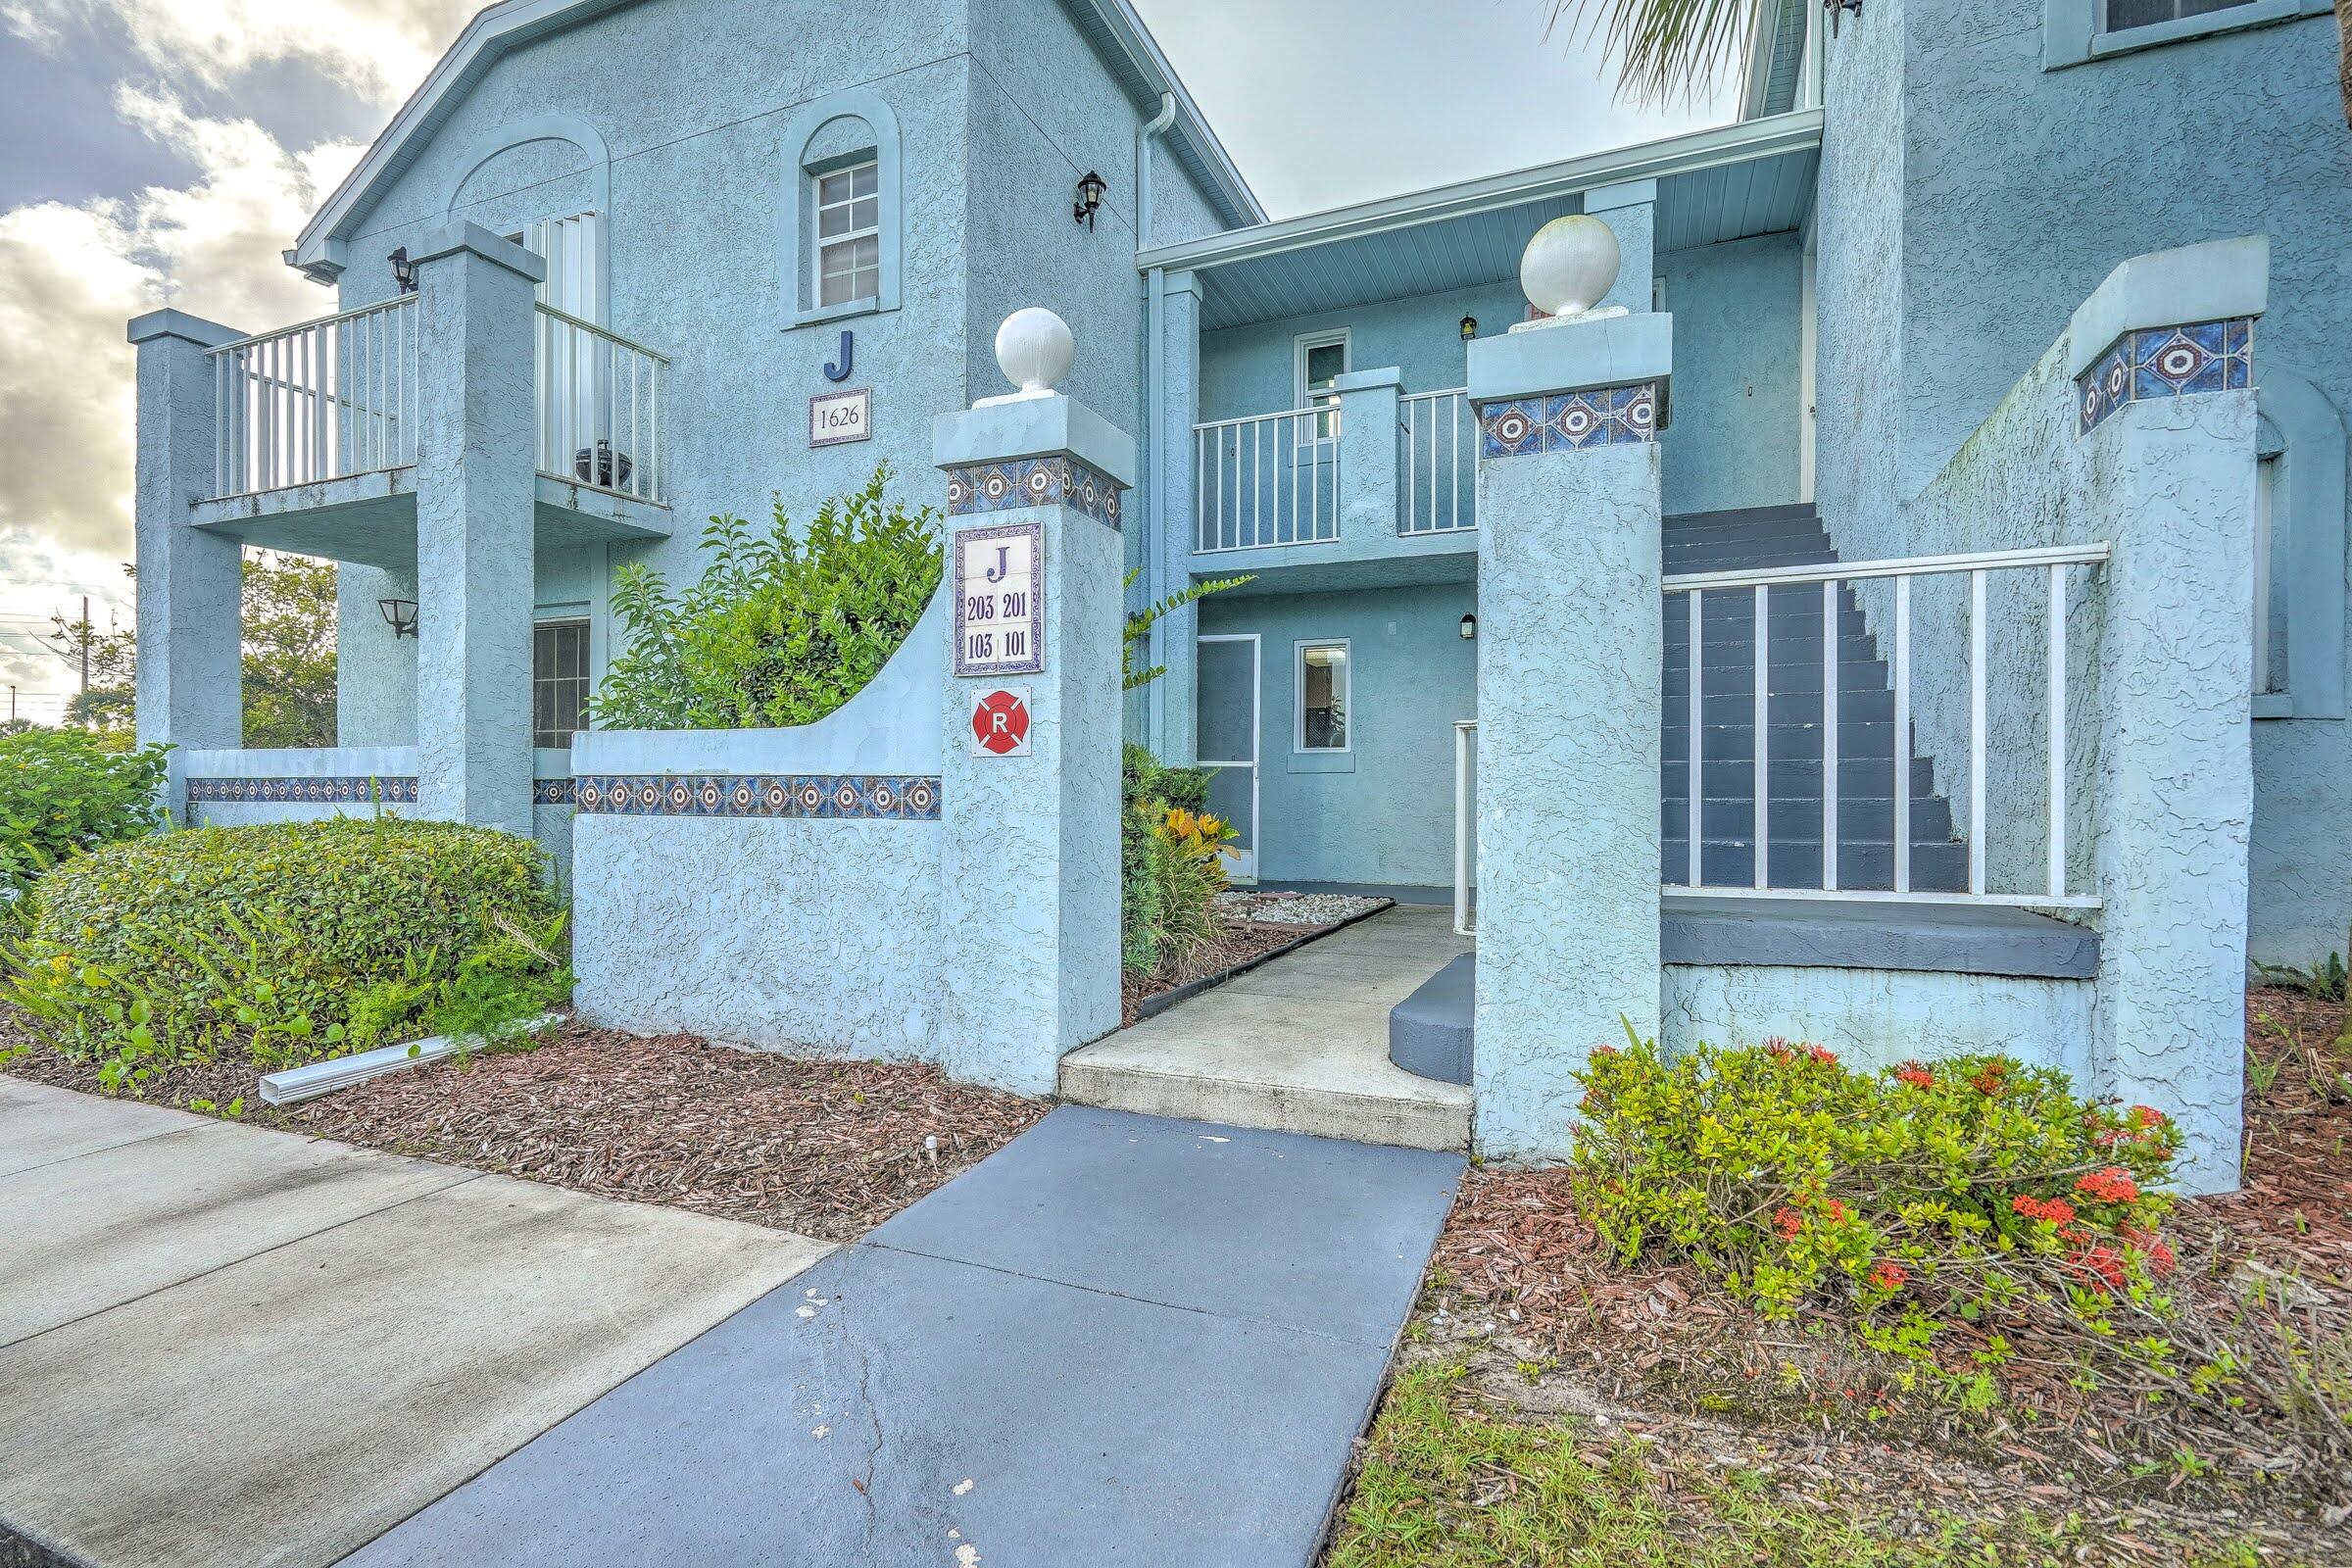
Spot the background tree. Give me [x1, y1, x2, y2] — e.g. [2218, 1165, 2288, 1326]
[239, 552, 338, 748]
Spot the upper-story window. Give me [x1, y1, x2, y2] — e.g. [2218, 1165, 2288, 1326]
[781, 90, 904, 328]
[1296, 330, 1349, 442]
[2045, 0, 2330, 69]
[814, 161, 880, 309]
[2105, 0, 2251, 26]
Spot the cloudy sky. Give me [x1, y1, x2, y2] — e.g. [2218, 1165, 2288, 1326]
[0, 0, 1728, 723]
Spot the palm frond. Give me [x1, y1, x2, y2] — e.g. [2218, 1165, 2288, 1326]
[1545, 0, 1763, 107]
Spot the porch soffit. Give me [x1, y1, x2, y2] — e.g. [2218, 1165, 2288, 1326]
[1150, 112, 1821, 333]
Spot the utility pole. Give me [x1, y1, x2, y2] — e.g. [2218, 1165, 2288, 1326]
[77, 596, 89, 696]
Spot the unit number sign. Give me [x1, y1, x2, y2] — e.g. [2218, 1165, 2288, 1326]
[954, 520, 1045, 678]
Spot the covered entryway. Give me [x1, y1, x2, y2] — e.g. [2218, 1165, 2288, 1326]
[1059, 906, 1473, 1150]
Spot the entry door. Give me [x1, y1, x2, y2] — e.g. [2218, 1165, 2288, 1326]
[1196, 634, 1260, 884]
[518, 214, 607, 479]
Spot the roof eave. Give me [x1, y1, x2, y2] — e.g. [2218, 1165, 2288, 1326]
[1136, 107, 1823, 277]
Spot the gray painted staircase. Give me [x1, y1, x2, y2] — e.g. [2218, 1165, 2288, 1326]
[1662, 503, 1968, 892]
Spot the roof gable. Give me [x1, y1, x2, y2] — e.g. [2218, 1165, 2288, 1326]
[288, 0, 1260, 279]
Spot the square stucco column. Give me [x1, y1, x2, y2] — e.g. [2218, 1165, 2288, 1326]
[1147, 270, 1202, 763]
[1468, 311, 1673, 1161]
[411, 223, 543, 838]
[934, 393, 1133, 1094]
[1585, 180, 1656, 317]
[1334, 368, 1401, 543]
[129, 309, 245, 817]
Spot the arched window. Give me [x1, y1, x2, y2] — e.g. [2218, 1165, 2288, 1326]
[779, 90, 904, 327]
[2252, 370, 2348, 720]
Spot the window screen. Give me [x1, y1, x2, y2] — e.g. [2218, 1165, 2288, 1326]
[533, 619, 591, 749]
[815, 161, 880, 307]
[2105, 0, 2252, 30]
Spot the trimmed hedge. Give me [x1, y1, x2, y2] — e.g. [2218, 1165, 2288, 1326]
[12, 818, 561, 1069]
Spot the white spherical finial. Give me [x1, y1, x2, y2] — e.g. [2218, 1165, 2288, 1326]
[995, 308, 1074, 398]
[1520, 215, 1621, 320]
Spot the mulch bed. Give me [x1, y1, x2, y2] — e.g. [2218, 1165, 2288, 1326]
[1403, 992, 2352, 1552]
[2, 1007, 1046, 1243]
[1119, 918, 1332, 1026]
[284, 1026, 1048, 1241]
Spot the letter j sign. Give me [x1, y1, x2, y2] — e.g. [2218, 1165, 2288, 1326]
[970, 687, 1032, 757]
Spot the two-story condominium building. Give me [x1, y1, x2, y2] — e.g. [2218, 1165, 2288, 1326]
[130, 0, 2352, 1192]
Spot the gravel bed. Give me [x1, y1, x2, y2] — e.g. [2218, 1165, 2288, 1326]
[1211, 891, 1391, 926]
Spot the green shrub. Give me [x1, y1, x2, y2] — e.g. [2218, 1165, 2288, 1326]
[6, 819, 566, 1089]
[1573, 1038, 2181, 1320]
[1121, 741, 1211, 814]
[591, 466, 940, 730]
[0, 729, 169, 903]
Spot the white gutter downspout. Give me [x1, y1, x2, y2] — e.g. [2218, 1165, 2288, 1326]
[1139, 91, 1177, 751]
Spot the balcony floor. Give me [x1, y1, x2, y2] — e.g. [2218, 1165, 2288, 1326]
[191, 469, 670, 569]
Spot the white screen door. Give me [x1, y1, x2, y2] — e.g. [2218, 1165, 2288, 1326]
[1196, 634, 1260, 883]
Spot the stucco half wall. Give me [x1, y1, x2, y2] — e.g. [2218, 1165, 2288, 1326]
[568, 590, 947, 1060]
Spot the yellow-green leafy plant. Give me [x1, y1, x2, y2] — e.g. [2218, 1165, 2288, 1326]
[4, 818, 564, 1090]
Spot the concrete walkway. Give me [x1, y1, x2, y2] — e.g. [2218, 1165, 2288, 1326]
[0, 1077, 829, 1568]
[1061, 904, 1476, 1150]
[346, 1106, 1463, 1567]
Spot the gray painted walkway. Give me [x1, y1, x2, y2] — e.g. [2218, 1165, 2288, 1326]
[0, 1077, 830, 1568]
[1061, 905, 1476, 1150]
[346, 1106, 1463, 1567]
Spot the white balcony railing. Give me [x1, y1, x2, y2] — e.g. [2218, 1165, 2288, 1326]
[1194, 408, 1340, 552]
[209, 297, 417, 498]
[1400, 388, 1476, 535]
[534, 304, 666, 505]
[1662, 544, 2110, 908]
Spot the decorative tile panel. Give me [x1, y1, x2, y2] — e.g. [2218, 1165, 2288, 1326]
[2076, 318, 2253, 435]
[945, 456, 1123, 528]
[573, 773, 941, 821]
[1478, 383, 1656, 458]
[533, 778, 577, 806]
[187, 775, 416, 805]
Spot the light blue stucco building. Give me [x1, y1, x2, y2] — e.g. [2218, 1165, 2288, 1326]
[129, 0, 2351, 1190]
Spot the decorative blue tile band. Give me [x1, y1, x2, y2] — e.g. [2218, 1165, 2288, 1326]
[946, 457, 1123, 528]
[533, 778, 576, 806]
[2077, 318, 2253, 435]
[187, 776, 417, 805]
[1478, 383, 1656, 458]
[574, 773, 941, 820]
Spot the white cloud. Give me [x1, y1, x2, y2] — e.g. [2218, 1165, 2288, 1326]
[0, 88, 362, 640]
[5, 0, 477, 106]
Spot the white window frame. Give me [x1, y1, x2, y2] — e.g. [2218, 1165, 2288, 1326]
[2042, 0, 2330, 70]
[1294, 329, 1350, 445]
[1294, 637, 1352, 755]
[811, 159, 881, 311]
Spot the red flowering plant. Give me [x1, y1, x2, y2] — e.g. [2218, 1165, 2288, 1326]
[1568, 1032, 2198, 1404]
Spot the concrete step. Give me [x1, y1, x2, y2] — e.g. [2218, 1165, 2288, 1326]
[1668, 689, 1898, 725]
[1664, 720, 1914, 763]
[1663, 756, 1939, 799]
[1663, 794, 1954, 842]
[1663, 839, 1972, 892]
[1665, 658, 1889, 698]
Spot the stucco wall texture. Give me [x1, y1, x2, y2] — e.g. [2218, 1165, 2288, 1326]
[1811, 0, 2352, 965]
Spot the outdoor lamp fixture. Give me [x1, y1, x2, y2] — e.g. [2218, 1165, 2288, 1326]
[1073, 170, 1107, 230]
[1459, 613, 1477, 640]
[389, 246, 418, 295]
[1825, 0, 1862, 36]
[1459, 316, 1478, 341]
[377, 598, 418, 638]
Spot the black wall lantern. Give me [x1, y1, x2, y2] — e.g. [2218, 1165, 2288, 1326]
[378, 598, 418, 638]
[1459, 613, 1477, 641]
[1459, 316, 1478, 342]
[389, 246, 418, 295]
[1825, 0, 1862, 36]
[1073, 170, 1107, 230]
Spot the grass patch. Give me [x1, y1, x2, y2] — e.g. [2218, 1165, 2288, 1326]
[1327, 1361, 2304, 1567]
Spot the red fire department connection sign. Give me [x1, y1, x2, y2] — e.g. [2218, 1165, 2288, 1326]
[969, 687, 1032, 757]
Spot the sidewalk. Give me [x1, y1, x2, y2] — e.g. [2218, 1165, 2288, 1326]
[0, 1077, 829, 1568]
[348, 1106, 1463, 1566]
